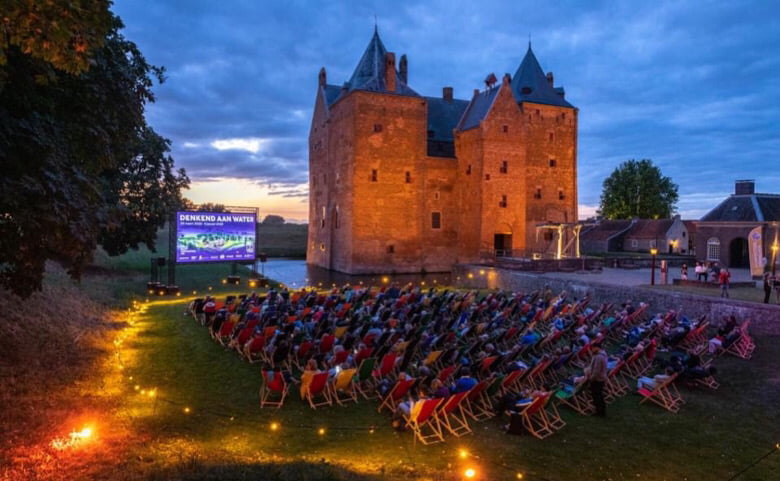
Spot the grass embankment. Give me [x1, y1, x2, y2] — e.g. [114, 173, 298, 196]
[2, 246, 779, 480]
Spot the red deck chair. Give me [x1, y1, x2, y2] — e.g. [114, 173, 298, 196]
[478, 356, 498, 378]
[435, 391, 472, 437]
[638, 372, 683, 413]
[263, 326, 277, 340]
[500, 369, 526, 396]
[216, 321, 236, 346]
[232, 327, 253, 353]
[354, 347, 373, 367]
[462, 380, 494, 421]
[372, 352, 398, 382]
[519, 393, 555, 439]
[245, 319, 259, 331]
[437, 364, 457, 384]
[293, 340, 313, 369]
[331, 349, 349, 366]
[377, 377, 416, 413]
[303, 371, 332, 409]
[405, 398, 444, 445]
[243, 335, 266, 363]
[318, 334, 336, 355]
[605, 360, 629, 402]
[259, 370, 288, 408]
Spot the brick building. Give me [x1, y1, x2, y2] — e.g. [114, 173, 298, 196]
[307, 29, 578, 274]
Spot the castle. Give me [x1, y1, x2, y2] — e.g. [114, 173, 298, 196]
[307, 29, 578, 274]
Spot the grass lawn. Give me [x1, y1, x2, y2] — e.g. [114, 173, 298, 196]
[2, 260, 779, 481]
[106, 287, 780, 480]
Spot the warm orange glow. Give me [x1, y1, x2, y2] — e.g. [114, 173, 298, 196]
[50, 425, 95, 450]
[317, 427, 326, 436]
[650, 247, 658, 255]
[516, 474, 524, 479]
[184, 407, 191, 414]
[270, 422, 279, 431]
[464, 468, 476, 478]
[459, 449, 469, 459]
[382, 276, 389, 284]
[479, 269, 485, 275]
[467, 273, 474, 279]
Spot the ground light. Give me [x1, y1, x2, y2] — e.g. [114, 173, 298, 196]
[50, 425, 95, 451]
[463, 467, 476, 479]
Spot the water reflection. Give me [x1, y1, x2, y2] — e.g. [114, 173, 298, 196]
[253, 258, 452, 288]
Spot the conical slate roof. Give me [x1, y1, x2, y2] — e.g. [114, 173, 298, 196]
[510, 44, 573, 108]
[346, 29, 419, 96]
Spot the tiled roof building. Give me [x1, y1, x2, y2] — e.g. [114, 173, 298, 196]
[308, 30, 578, 273]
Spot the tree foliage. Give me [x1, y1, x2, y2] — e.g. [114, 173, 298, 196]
[598, 159, 678, 220]
[196, 203, 226, 213]
[262, 215, 285, 225]
[0, 7, 189, 297]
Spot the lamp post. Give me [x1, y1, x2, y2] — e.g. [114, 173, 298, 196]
[771, 242, 778, 277]
[650, 247, 658, 285]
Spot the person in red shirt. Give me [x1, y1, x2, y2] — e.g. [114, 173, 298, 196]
[718, 268, 731, 298]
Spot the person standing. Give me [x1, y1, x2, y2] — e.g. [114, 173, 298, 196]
[719, 268, 731, 298]
[763, 273, 773, 304]
[680, 263, 688, 281]
[587, 344, 608, 417]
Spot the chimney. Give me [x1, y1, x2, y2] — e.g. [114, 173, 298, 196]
[502, 73, 511, 85]
[735, 180, 755, 195]
[399, 54, 408, 84]
[385, 52, 396, 92]
[318, 67, 327, 87]
[442, 86, 453, 102]
[473, 88, 480, 97]
[546, 72, 554, 86]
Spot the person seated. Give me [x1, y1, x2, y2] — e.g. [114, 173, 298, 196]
[299, 358, 322, 399]
[451, 367, 478, 393]
[637, 366, 674, 391]
[430, 379, 451, 399]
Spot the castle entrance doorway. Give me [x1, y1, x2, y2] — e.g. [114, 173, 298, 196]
[729, 237, 749, 268]
[494, 234, 512, 257]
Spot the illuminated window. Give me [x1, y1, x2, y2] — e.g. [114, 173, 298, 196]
[431, 212, 441, 229]
[707, 237, 720, 260]
[320, 207, 325, 229]
[319, 243, 326, 251]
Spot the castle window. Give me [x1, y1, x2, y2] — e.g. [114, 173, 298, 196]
[320, 206, 326, 229]
[536, 109, 540, 115]
[433, 191, 440, 201]
[534, 187, 542, 199]
[485, 174, 491, 181]
[558, 189, 565, 200]
[405, 171, 412, 183]
[427, 130, 434, 138]
[431, 212, 441, 229]
[543, 232, 554, 241]
[333, 206, 340, 229]
[373, 123, 382, 132]
[548, 132, 554, 142]
[335, 172, 340, 184]
[502, 125, 509, 133]
[500, 161, 508, 174]
[320, 243, 326, 251]
[499, 195, 508, 208]
[371, 169, 378, 182]
[387, 245, 395, 254]
[549, 158, 557, 167]
[466, 164, 472, 175]
[707, 238, 720, 261]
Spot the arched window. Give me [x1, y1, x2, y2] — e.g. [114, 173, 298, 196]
[707, 237, 720, 261]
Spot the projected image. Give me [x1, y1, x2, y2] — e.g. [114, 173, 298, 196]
[176, 211, 257, 263]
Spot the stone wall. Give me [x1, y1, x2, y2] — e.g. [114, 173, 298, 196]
[453, 264, 780, 335]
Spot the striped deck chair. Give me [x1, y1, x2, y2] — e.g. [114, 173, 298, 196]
[605, 360, 630, 402]
[377, 377, 416, 413]
[518, 393, 554, 439]
[331, 368, 358, 405]
[435, 391, 472, 437]
[638, 372, 683, 413]
[462, 380, 494, 421]
[724, 321, 755, 360]
[541, 391, 566, 431]
[259, 370, 288, 408]
[554, 378, 594, 416]
[405, 398, 444, 445]
[303, 371, 333, 409]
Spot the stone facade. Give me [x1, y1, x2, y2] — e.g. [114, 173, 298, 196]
[308, 30, 577, 274]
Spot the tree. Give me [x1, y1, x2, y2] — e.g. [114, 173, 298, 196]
[196, 203, 226, 212]
[0, 8, 189, 297]
[598, 159, 678, 220]
[262, 215, 285, 225]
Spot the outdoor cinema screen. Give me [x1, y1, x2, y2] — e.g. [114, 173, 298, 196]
[175, 211, 257, 264]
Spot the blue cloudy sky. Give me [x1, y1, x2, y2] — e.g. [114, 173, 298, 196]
[114, 0, 780, 222]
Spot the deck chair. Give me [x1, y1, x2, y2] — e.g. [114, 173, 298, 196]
[377, 377, 416, 413]
[435, 392, 472, 437]
[462, 380, 494, 421]
[215, 321, 236, 346]
[638, 372, 683, 413]
[292, 340, 313, 369]
[541, 392, 566, 431]
[554, 378, 594, 416]
[724, 322, 755, 360]
[231, 326, 253, 353]
[518, 393, 555, 439]
[355, 357, 378, 399]
[405, 398, 444, 445]
[605, 360, 630, 402]
[372, 352, 398, 382]
[334, 325, 349, 339]
[331, 368, 358, 405]
[353, 346, 373, 367]
[303, 371, 333, 409]
[499, 368, 526, 396]
[259, 370, 289, 408]
[318, 334, 336, 355]
[243, 335, 267, 363]
[421, 350, 442, 368]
